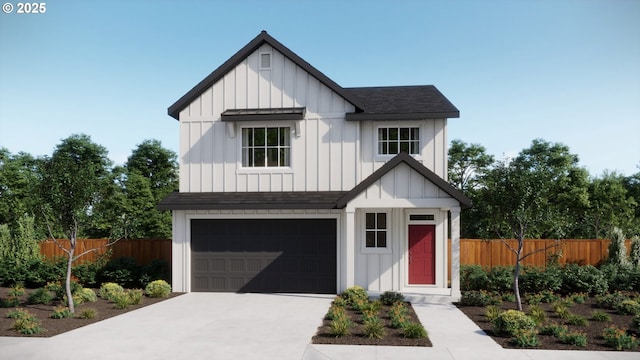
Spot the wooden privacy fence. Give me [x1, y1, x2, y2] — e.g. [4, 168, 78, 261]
[39, 239, 172, 266]
[41, 238, 629, 271]
[448, 238, 633, 269]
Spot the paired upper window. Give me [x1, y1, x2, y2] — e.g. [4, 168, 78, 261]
[377, 127, 420, 155]
[242, 127, 290, 167]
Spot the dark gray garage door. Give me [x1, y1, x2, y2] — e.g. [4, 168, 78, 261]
[191, 219, 336, 293]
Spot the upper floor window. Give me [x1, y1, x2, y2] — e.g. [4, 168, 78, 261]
[242, 127, 290, 167]
[377, 127, 420, 155]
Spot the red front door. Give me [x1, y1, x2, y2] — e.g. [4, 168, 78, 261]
[408, 225, 435, 284]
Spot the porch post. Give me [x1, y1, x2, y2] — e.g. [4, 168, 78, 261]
[344, 208, 356, 290]
[450, 207, 461, 298]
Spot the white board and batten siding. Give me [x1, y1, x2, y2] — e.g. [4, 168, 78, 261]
[178, 44, 358, 194]
[359, 119, 449, 181]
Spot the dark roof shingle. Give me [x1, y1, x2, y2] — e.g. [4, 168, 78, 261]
[344, 86, 459, 120]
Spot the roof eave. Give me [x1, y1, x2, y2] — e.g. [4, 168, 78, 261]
[345, 111, 460, 121]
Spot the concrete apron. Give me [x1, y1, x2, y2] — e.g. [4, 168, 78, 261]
[0, 293, 334, 360]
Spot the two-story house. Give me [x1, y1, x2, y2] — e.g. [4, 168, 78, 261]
[159, 31, 471, 297]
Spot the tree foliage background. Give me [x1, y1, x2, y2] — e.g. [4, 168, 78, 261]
[448, 138, 639, 239]
[0, 135, 178, 241]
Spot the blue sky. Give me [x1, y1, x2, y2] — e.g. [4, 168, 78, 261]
[1, 0, 638, 176]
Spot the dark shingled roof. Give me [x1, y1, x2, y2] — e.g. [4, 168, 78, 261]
[168, 31, 460, 122]
[158, 191, 348, 210]
[158, 154, 472, 211]
[344, 86, 460, 120]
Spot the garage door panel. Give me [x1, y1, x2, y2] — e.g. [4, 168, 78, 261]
[191, 218, 336, 293]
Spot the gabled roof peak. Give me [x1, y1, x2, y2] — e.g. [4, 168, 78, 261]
[168, 31, 366, 120]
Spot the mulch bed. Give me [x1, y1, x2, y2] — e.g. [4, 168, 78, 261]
[457, 297, 639, 352]
[0, 286, 182, 337]
[312, 302, 432, 347]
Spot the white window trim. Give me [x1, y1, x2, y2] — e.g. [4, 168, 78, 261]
[237, 124, 294, 172]
[361, 209, 392, 254]
[374, 124, 423, 161]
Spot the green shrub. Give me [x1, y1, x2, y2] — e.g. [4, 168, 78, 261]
[402, 322, 428, 339]
[139, 259, 170, 286]
[602, 325, 638, 350]
[50, 306, 72, 319]
[601, 264, 640, 292]
[388, 302, 408, 329]
[570, 292, 587, 304]
[615, 300, 640, 316]
[329, 313, 351, 337]
[519, 266, 562, 294]
[49, 280, 82, 301]
[596, 291, 630, 310]
[487, 266, 513, 293]
[539, 322, 567, 337]
[6, 309, 42, 335]
[632, 314, 640, 332]
[9, 283, 25, 297]
[501, 292, 516, 302]
[145, 279, 172, 298]
[6, 308, 31, 319]
[484, 305, 502, 322]
[99, 282, 124, 301]
[358, 299, 382, 313]
[325, 305, 347, 320]
[341, 286, 368, 307]
[72, 252, 109, 287]
[77, 308, 97, 319]
[527, 305, 546, 325]
[591, 310, 612, 322]
[460, 264, 489, 291]
[332, 296, 347, 308]
[79, 288, 97, 303]
[129, 289, 144, 305]
[99, 257, 141, 288]
[112, 292, 132, 309]
[552, 302, 570, 319]
[361, 309, 377, 323]
[12, 315, 44, 334]
[560, 330, 587, 347]
[363, 316, 385, 339]
[0, 296, 20, 308]
[1, 257, 66, 289]
[379, 291, 405, 306]
[560, 264, 607, 296]
[566, 313, 589, 326]
[27, 288, 53, 305]
[460, 290, 497, 307]
[538, 290, 559, 303]
[492, 310, 536, 337]
[510, 329, 539, 348]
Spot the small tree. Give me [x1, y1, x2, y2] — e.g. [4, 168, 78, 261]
[478, 139, 587, 311]
[629, 236, 640, 268]
[607, 227, 629, 267]
[40, 134, 115, 313]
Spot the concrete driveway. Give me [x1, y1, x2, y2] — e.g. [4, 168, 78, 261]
[0, 293, 333, 360]
[2, 293, 639, 360]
